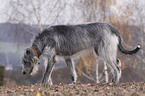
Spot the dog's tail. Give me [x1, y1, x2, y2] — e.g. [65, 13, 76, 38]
[118, 41, 141, 54]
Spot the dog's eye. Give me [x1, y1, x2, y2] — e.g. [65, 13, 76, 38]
[26, 50, 31, 55]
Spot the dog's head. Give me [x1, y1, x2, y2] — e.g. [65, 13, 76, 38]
[21, 47, 40, 76]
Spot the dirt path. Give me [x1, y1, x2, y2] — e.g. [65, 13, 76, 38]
[0, 82, 145, 96]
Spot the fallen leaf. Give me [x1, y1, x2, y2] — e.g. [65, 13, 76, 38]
[36, 92, 42, 96]
[73, 90, 76, 93]
[16, 86, 19, 88]
[62, 90, 65, 93]
[15, 90, 19, 92]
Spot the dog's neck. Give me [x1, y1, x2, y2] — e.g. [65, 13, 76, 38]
[31, 46, 39, 59]
[31, 30, 55, 58]
[32, 33, 48, 57]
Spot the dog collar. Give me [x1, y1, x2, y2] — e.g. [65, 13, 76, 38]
[31, 46, 39, 59]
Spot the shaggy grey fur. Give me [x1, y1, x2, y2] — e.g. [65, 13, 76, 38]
[21, 22, 141, 85]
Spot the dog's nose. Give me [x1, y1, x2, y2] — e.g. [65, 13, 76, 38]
[23, 71, 26, 75]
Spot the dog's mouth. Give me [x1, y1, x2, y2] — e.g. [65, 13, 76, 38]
[29, 67, 33, 74]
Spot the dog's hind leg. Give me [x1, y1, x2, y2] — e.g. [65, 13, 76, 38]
[94, 35, 121, 84]
[93, 49, 109, 83]
[65, 58, 78, 84]
[41, 56, 55, 85]
[116, 58, 121, 80]
[92, 49, 100, 83]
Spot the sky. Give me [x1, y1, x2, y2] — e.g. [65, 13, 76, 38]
[0, 0, 9, 22]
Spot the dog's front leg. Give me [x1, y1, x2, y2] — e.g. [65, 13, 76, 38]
[65, 58, 78, 84]
[41, 56, 56, 85]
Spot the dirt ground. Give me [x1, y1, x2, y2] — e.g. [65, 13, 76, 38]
[0, 82, 145, 96]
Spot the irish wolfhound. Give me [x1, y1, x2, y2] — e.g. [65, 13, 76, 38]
[21, 22, 141, 85]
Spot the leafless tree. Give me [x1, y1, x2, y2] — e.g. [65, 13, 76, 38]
[6, 0, 67, 31]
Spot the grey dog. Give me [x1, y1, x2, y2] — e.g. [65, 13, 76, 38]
[21, 22, 141, 85]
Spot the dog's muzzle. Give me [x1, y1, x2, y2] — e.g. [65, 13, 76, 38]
[29, 67, 33, 74]
[22, 66, 33, 75]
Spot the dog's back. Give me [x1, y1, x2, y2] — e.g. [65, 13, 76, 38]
[45, 23, 113, 56]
